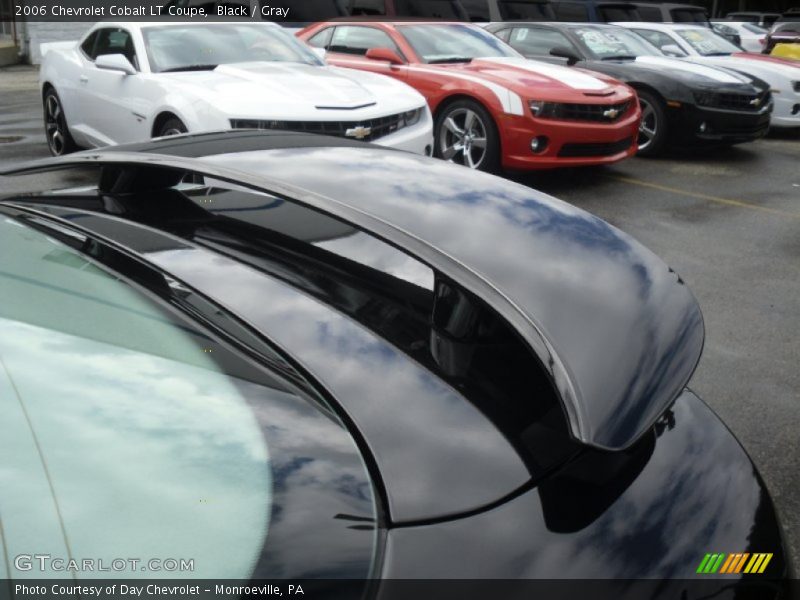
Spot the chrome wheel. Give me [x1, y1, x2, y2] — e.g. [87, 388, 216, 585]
[161, 127, 185, 137]
[638, 97, 658, 152]
[44, 93, 67, 156]
[439, 107, 488, 170]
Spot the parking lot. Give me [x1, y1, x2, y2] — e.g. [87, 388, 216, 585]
[1, 63, 798, 571]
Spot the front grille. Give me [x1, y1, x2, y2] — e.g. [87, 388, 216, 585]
[555, 101, 632, 123]
[695, 90, 772, 112]
[558, 137, 634, 158]
[230, 110, 417, 142]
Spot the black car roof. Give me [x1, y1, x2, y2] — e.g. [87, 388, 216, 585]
[2, 133, 705, 452]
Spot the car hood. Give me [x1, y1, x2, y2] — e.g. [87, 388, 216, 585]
[163, 61, 424, 118]
[686, 54, 800, 85]
[437, 57, 632, 101]
[629, 56, 758, 85]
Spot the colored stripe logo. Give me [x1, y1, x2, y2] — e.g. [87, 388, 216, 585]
[697, 553, 773, 574]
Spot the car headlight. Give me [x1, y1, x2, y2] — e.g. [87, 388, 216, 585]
[692, 91, 717, 107]
[402, 107, 423, 127]
[529, 100, 559, 119]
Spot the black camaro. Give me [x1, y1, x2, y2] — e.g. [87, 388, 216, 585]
[485, 22, 773, 156]
[0, 132, 790, 593]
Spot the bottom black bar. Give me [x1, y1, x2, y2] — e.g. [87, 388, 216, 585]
[2, 579, 800, 600]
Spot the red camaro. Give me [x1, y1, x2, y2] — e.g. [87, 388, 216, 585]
[298, 21, 641, 172]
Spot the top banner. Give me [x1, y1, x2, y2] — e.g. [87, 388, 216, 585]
[1, 0, 472, 22]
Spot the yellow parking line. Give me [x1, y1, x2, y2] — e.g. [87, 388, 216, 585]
[607, 175, 800, 219]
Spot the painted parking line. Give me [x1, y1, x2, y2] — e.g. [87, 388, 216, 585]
[607, 175, 800, 219]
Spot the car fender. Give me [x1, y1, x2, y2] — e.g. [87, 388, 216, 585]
[149, 92, 230, 137]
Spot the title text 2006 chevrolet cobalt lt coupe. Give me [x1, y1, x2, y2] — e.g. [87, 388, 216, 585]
[0, 132, 789, 593]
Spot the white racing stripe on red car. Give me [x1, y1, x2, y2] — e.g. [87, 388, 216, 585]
[408, 66, 525, 115]
[478, 57, 612, 91]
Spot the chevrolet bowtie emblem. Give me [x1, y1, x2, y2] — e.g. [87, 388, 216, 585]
[603, 108, 620, 119]
[345, 125, 372, 140]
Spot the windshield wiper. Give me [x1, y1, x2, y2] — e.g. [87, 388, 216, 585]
[601, 55, 637, 61]
[703, 52, 731, 56]
[428, 57, 473, 64]
[160, 64, 219, 72]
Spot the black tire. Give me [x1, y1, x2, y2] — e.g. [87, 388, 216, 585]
[43, 88, 78, 157]
[635, 90, 667, 157]
[157, 117, 188, 138]
[434, 99, 500, 173]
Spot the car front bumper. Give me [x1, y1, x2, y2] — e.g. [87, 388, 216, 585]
[372, 108, 434, 156]
[771, 92, 800, 128]
[499, 110, 641, 170]
[668, 103, 772, 144]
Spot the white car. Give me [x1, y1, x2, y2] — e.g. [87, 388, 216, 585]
[712, 21, 767, 53]
[39, 21, 432, 156]
[617, 22, 800, 128]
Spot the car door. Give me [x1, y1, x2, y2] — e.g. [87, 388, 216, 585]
[78, 27, 151, 146]
[323, 25, 410, 80]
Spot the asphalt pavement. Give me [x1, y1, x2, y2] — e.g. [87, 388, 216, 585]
[1, 64, 798, 572]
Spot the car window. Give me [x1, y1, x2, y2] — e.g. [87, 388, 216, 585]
[742, 23, 766, 34]
[494, 27, 512, 42]
[552, 1, 589, 21]
[80, 30, 98, 60]
[598, 6, 640, 22]
[671, 8, 708, 23]
[498, 0, 556, 20]
[634, 28, 684, 53]
[675, 27, 740, 55]
[328, 25, 402, 56]
[459, 0, 490, 21]
[93, 27, 138, 69]
[0, 211, 376, 579]
[395, 0, 468, 19]
[509, 27, 578, 57]
[142, 24, 322, 72]
[399, 23, 520, 63]
[575, 27, 661, 58]
[307, 26, 334, 48]
[636, 5, 663, 21]
[349, 0, 385, 15]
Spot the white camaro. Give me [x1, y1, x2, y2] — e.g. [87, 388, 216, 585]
[39, 21, 433, 156]
[616, 22, 800, 128]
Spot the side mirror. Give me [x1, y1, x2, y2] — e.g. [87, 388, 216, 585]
[311, 46, 327, 61]
[549, 46, 581, 66]
[661, 44, 686, 57]
[365, 46, 405, 65]
[95, 53, 137, 75]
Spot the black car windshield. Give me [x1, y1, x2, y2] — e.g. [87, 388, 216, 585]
[143, 24, 323, 72]
[573, 27, 662, 59]
[399, 23, 521, 63]
[676, 27, 741, 55]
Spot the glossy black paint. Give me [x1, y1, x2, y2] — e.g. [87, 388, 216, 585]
[202, 146, 706, 451]
[6, 199, 535, 524]
[383, 390, 789, 581]
[1, 142, 707, 452]
[0, 138, 789, 583]
[485, 22, 773, 145]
